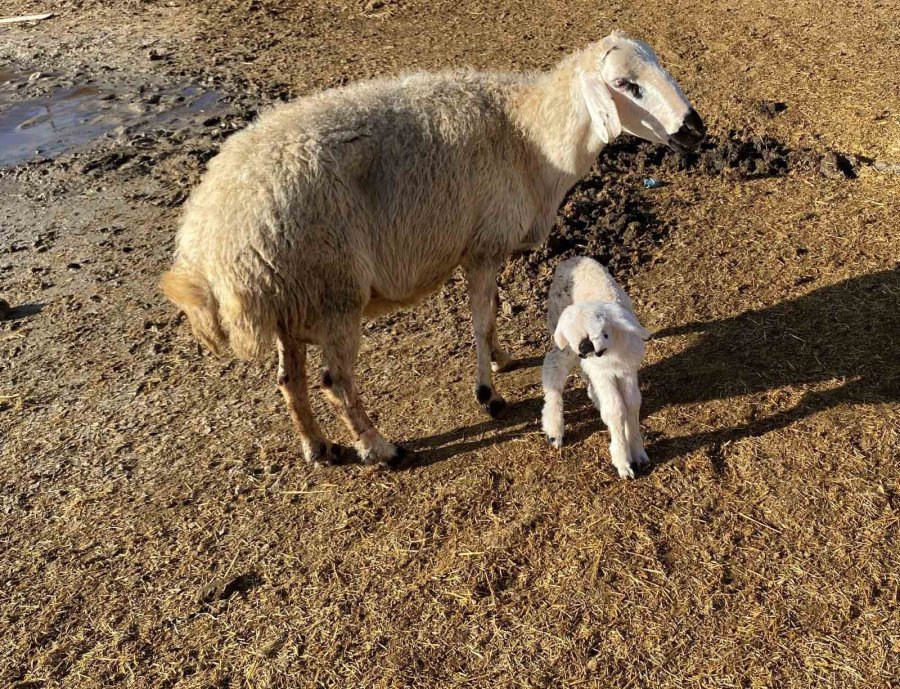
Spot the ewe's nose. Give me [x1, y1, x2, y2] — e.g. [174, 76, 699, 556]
[669, 108, 706, 152]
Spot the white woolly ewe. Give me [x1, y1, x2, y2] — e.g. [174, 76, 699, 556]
[541, 257, 651, 479]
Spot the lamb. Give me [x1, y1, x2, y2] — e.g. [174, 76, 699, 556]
[541, 257, 651, 479]
[160, 31, 705, 467]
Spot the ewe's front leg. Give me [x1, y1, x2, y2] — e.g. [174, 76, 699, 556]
[465, 262, 508, 418]
[541, 347, 577, 448]
[592, 376, 635, 479]
[319, 318, 409, 468]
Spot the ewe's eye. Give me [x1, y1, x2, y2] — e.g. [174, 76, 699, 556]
[613, 79, 643, 99]
[603, 332, 609, 339]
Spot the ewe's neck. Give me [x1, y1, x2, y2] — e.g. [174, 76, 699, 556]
[509, 52, 607, 182]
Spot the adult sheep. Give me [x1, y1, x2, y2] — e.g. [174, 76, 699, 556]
[161, 31, 705, 467]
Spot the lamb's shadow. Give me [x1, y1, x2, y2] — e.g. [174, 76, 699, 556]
[406, 266, 899, 467]
[639, 264, 899, 467]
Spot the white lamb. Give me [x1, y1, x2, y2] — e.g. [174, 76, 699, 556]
[541, 257, 651, 479]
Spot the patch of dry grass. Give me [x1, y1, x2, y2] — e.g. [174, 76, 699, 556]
[1, 0, 899, 687]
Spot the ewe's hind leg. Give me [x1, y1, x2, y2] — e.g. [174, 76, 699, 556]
[277, 337, 344, 465]
[620, 374, 649, 468]
[465, 262, 507, 418]
[592, 376, 635, 479]
[489, 291, 514, 373]
[319, 317, 407, 468]
[541, 347, 577, 448]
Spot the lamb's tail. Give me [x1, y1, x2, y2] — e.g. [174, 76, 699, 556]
[160, 268, 228, 357]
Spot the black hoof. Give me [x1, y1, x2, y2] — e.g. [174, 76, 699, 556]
[475, 384, 492, 404]
[309, 442, 349, 466]
[383, 445, 416, 470]
[487, 397, 508, 420]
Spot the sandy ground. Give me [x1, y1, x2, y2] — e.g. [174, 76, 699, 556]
[1, 1, 898, 687]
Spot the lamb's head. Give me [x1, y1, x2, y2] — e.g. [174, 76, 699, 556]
[554, 301, 650, 359]
[579, 32, 706, 151]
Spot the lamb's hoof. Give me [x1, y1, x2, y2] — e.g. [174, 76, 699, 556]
[547, 435, 563, 449]
[633, 449, 650, 467]
[614, 462, 636, 480]
[307, 441, 350, 467]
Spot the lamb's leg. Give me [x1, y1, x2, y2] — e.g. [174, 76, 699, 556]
[276, 336, 344, 465]
[541, 347, 577, 448]
[620, 373, 649, 468]
[319, 317, 408, 468]
[592, 375, 635, 479]
[580, 366, 600, 409]
[465, 262, 507, 418]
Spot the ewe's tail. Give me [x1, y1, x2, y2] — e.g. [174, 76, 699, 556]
[160, 269, 228, 356]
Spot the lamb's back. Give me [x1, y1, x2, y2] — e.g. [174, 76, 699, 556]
[547, 257, 634, 330]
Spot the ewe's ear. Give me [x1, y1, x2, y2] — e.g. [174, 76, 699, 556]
[580, 71, 622, 144]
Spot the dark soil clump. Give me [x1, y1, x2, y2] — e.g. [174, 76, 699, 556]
[509, 131, 845, 289]
[509, 141, 671, 289]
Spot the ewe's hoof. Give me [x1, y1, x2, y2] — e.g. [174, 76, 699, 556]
[487, 397, 508, 420]
[633, 449, 650, 467]
[547, 435, 563, 449]
[382, 444, 416, 470]
[491, 352, 515, 373]
[307, 441, 350, 467]
[475, 385, 508, 419]
[358, 435, 413, 468]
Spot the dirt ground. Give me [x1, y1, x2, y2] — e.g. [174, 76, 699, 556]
[1, 0, 898, 687]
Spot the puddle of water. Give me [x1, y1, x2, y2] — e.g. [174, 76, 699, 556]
[0, 71, 223, 166]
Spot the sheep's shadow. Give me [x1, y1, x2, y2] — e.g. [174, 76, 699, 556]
[404, 392, 606, 468]
[406, 265, 899, 468]
[1, 303, 44, 321]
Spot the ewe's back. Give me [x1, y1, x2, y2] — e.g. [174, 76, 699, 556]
[175, 70, 531, 270]
[217, 70, 525, 186]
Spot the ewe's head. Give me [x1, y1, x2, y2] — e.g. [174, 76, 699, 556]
[579, 32, 705, 151]
[554, 301, 650, 359]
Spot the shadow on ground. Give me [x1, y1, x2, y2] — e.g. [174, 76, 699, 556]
[408, 266, 899, 467]
[1, 303, 44, 321]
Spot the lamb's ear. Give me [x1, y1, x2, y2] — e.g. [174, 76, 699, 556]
[610, 305, 651, 340]
[580, 71, 622, 144]
[553, 322, 570, 350]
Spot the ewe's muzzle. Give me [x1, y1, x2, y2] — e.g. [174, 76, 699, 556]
[669, 108, 706, 152]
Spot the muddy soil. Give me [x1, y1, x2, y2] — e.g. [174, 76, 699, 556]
[1, 1, 899, 688]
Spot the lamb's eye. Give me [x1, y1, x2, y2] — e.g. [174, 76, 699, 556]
[603, 332, 609, 339]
